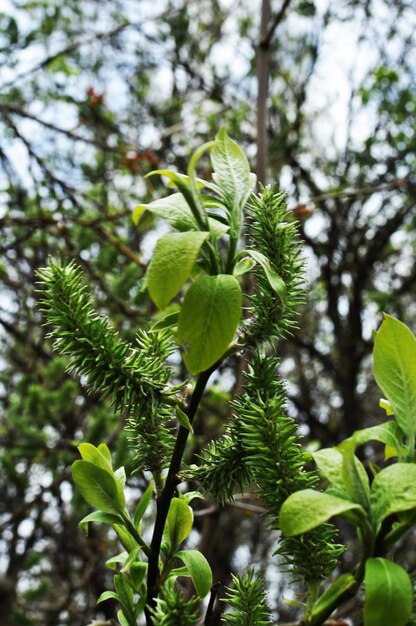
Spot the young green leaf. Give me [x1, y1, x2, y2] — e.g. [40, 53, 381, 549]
[371, 463, 416, 527]
[312, 447, 369, 504]
[130, 562, 147, 591]
[147, 231, 209, 309]
[78, 442, 112, 472]
[121, 547, 140, 573]
[79, 511, 123, 533]
[279, 489, 365, 536]
[344, 421, 403, 451]
[97, 590, 119, 604]
[105, 552, 128, 570]
[151, 310, 180, 331]
[340, 441, 370, 511]
[210, 128, 256, 211]
[373, 315, 416, 440]
[133, 192, 227, 237]
[177, 274, 242, 374]
[311, 573, 357, 624]
[97, 442, 113, 467]
[117, 609, 131, 626]
[164, 497, 193, 548]
[233, 257, 256, 277]
[133, 483, 154, 528]
[246, 249, 287, 303]
[364, 558, 412, 626]
[312, 448, 349, 495]
[176, 406, 194, 433]
[114, 574, 136, 626]
[176, 549, 213, 598]
[114, 466, 126, 488]
[113, 524, 138, 553]
[72, 460, 126, 515]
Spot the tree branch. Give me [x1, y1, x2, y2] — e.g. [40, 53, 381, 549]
[145, 365, 217, 623]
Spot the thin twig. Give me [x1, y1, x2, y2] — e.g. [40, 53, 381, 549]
[145, 365, 217, 624]
[203, 582, 221, 625]
[0, 23, 131, 90]
[260, 0, 294, 48]
[291, 178, 408, 209]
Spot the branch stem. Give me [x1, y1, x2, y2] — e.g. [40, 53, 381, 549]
[145, 365, 216, 624]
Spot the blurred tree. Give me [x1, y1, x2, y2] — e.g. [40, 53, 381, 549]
[0, 0, 414, 624]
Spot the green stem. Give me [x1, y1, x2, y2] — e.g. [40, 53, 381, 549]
[225, 234, 238, 274]
[206, 239, 221, 274]
[120, 513, 151, 558]
[145, 365, 216, 625]
[304, 580, 320, 622]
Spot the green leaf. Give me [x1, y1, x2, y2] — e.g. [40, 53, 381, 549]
[176, 406, 194, 433]
[130, 562, 147, 591]
[364, 558, 412, 626]
[312, 574, 357, 623]
[118, 609, 131, 626]
[97, 442, 113, 467]
[210, 128, 256, 211]
[312, 448, 349, 495]
[169, 565, 189, 577]
[151, 310, 180, 331]
[120, 547, 140, 573]
[78, 442, 112, 472]
[105, 552, 128, 570]
[373, 315, 416, 440]
[114, 466, 126, 488]
[177, 274, 242, 374]
[233, 257, 256, 277]
[279, 489, 365, 536]
[176, 549, 213, 598]
[147, 231, 209, 309]
[133, 483, 154, 528]
[339, 441, 370, 510]
[312, 447, 369, 504]
[133, 192, 227, 237]
[164, 497, 193, 548]
[246, 249, 287, 303]
[113, 524, 138, 553]
[114, 574, 136, 626]
[134, 596, 147, 618]
[371, 463, 416, 527]
[79, 511, 123, 533]
[97, 590, 119, 604]
[72, 460, 125, 515]
[345, 421, 403, 451]
[180, 490, 204, 505]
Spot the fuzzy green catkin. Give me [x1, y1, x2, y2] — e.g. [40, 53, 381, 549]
[233, 353, 344, 581]
[185, 434, 253, 506]
[221, 570, 272, 625]
[151, 581, 200, 626]
[246, 186, 305, 343]
[37, 259, 176, 473]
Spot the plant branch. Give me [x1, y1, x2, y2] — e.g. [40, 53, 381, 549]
[262, 0, 293, 48]
[256, 0, 271, 185]
[203, 582, 220, 625]
[120, 513, 151, 558]
[145, 365, 217, 624]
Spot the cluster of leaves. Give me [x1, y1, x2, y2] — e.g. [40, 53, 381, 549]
[280, 315, 416, 625]
[37, 131, 416, 626]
